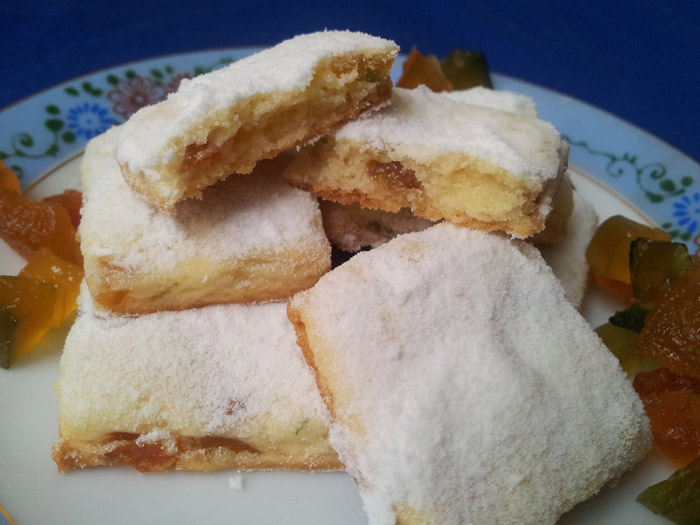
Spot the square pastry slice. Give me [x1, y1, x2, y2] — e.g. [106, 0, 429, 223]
[115, 30, 398, 211]
[283, 86, 569, 238]
[81, 129, 330, 314]
[288, 223, 651, 525]
[52, 285, 341, 473]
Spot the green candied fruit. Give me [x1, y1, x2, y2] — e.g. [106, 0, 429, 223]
[637, 456, 700, 524]
[0, 307, 18, 370]
[609, 303, 649, 333]
[595, 322, 657, 376]
[361, 69, 384, 83]
[630, 238, 692, 306]
[440, 49, 493, 90]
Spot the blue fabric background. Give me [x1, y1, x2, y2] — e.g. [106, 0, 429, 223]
[2, 0, 699, 161]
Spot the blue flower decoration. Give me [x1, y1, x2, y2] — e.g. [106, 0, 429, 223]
[67, 103, 114, 140]
[672, 192, 700, 234]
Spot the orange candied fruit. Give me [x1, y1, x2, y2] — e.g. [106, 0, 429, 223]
[0, 160, 21, 193]
[586, 215, 671, 298]
[43, 189, 83, 229]
[0, 186, 82, 266]
[637, 262, 700, 378]
[0, 276, 57, 363]
[634, 368, 700, 467]
[396, 48, 453, 92]
[19, 247, 83, 327]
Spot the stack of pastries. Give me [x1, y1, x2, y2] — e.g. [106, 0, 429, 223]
[52, 30, 651, 525]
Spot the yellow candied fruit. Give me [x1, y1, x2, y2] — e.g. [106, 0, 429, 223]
[586, 215, 671, 286]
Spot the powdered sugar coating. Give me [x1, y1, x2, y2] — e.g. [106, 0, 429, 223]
[443, 86, 539, 118]
[115, 30, 398, 173]
[57, 285, 326, 441]
[539, 189, 599, 308]
[80, 129, 327, 272]
[336, 86, 565, 183]
[291, 223, 650, 524]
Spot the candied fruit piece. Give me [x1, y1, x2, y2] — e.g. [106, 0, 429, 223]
[397, 49, 453, 92]
[590, 270, 634, 303]
[367, 160, 424, 190]
[0, 160, 20, 193]
[634, 369, 700, 467]
[634, 368, 700, 398]
[0, 188, 82, 266]
[0, 308, 18, 369]
[586, 215, 671, 285]
[19, 247, 83, 327]
[43, 189, 83, 229]
[638, 390, 700, 467]
[0, 275, 57, 363]
[630, 238, 692, 306]
[608, 303, 649, 333]
[440, 49, 493, 89]
[637, 456, 700, 525]
[637, 263, 700, 378]
[595, 322, 656, 375]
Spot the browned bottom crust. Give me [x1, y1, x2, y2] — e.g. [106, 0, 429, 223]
[52, 432, 342, 474]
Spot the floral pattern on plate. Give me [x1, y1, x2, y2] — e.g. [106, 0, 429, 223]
[1, 49, 698, 254]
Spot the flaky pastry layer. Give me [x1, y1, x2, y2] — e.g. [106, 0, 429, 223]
[115, 32, 398, 211]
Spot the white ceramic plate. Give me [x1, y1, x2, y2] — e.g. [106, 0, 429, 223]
[2, 49, 699, 524]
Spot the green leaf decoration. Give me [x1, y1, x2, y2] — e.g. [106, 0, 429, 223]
[10, 165, 23, 177]
[80, 82, 103, 97]
[62, 131, 76, 144]
[662, 222, 673, 229]
[609, 304, 649, 333]
[0, 151, 7, 160]
[150, 68, 163, 78]
[45, 119, 64, 132]
[681, 232, 692, 242]
[45, 105, 60, 115]
[670, 230, 681, 238]
[65, 86, 79, 96]
[165, 65, 174, 74]
[18, 134, 33, 147]
[681, 176, 694, 187]
[660, 179, 677, 192]
[106, 74, 120, 86]
[648, 194, 664, 203]
[125, 70, 137, 79]
[46, 144, 59, 156]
